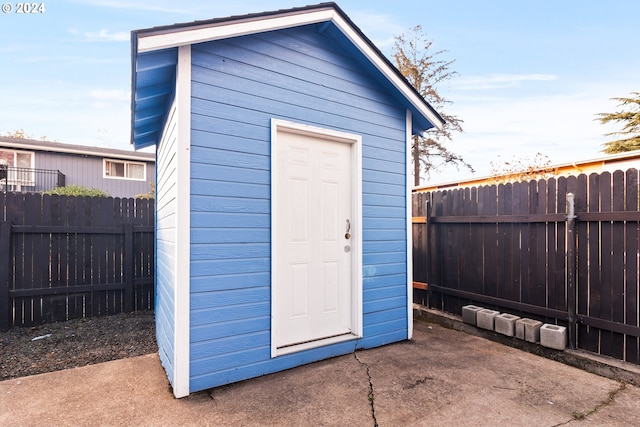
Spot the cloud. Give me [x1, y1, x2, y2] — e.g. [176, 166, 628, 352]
[83, 29, 130, 42]
[452, 73, 558, 91]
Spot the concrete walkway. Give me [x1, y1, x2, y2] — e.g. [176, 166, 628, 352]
[2, 319, 639, 426]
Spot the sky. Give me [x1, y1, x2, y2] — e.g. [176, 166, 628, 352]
[1, 0, 638, 185]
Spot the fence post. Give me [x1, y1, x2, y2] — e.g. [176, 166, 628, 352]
[566, 193, 577, 350]
[0, 221, 11, 331]
[124, 224, 134, 313]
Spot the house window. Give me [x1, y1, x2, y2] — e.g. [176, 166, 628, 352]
[103, 159, 146, 181]
[0, 149, 35, 186]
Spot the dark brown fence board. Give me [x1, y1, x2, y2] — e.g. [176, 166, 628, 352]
[611, 171, 626, 359]
[481, 186, 498, 300]
[625, 169, 639, 363]
[0, 220, 11, 331]
[532, 180, 545, 311]
[575, 174, 590, 352]
[599, 173, 614, 357]
[584, 173, 601, 353]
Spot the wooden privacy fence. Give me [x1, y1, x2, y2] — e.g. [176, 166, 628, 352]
[413, 169, 640, 364]
[0, 192, 154, 330]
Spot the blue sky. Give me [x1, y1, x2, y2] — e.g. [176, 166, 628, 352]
[1, 0, 638, 184]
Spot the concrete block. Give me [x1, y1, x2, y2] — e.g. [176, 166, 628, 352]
[495, 313, 520, 337]
[462, 305, 483, 325]
[540, 324, 567, 350]
[516, 318, 543, 343]
[476, 309, 499, 331]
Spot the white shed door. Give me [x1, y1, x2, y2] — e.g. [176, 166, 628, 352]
[273, 125, 357, 355]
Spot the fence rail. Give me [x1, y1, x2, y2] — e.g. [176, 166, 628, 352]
[413, 168, 640, 364]
[0, 192, 154, 330]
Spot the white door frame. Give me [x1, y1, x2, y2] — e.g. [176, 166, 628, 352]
[271, 119, 362, 357]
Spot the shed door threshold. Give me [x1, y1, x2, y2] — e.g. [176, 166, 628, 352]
[274, 332, 358, 357]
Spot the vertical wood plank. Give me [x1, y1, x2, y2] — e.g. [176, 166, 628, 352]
[536, 179, 549, 314]
[555, 177, 568, 316]
[599, 172, 614, 357]
[64, 196, 85, 319]
[498, 183, 511, 302]
[429, 190, 443, 310]
[610, 171, 625, 359]
[466, 187, 480, 302]
[481, 185, 498, 299]
[124, 222, 134, 313]
[575, 174, 590, 352]
[585, 173, 601, 353]
[546, 178, 558, 317]
[21, 194, 39, 325]
[8, 193, 23, 326]
[515, 181, 531, 305]
[77, 195, 92, 318]
[0, 220, 11, 331]
[88, 196, 100, 314]
[624, 169, 639, 363]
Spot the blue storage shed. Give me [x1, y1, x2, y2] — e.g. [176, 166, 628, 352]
[130, 3, 444, 398]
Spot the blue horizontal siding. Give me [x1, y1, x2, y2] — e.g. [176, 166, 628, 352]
[364, 273, 408, 290]
[186, 24, 411, 393]
[191, 257, 270, 278]
[190, 178, 269, 199]
[190, 271, 270, 293]
[191, 242, 269, 260]
[364, 295, 407, 314]
[155, 101, 178, 389]
[364, 251, 406, 265]
[190, 162, 270, 184]
[190, 228, 270, 245]
[191, 317, 269, 344]
[364, 241, 407, 253]
[190, 347, 267, 378]
[191, 331, 270, 361]
[191, 301, 270, 327]
[191, 287, 269, 310]
[191, 195, 269, 214]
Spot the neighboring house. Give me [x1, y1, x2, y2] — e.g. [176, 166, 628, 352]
[131, 3, 444, 397]
[415, 150, 640, 192]
[0, 137, 155, 198]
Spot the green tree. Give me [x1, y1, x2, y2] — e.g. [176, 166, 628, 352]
[597, 91, 640, 153]
[392, 25, 473, 185]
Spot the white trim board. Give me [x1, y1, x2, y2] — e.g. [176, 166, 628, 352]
[173, 44, 191, 399]
[405, 110, 414, 340]
[135, 6, 444, 133]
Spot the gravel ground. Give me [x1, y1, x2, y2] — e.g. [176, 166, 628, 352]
[0, 311, 157, 381]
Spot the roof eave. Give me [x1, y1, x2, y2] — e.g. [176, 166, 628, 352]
[130, 3, 444, 148]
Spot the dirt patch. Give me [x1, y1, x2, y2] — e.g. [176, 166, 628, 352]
[0, 311, 156, 381]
